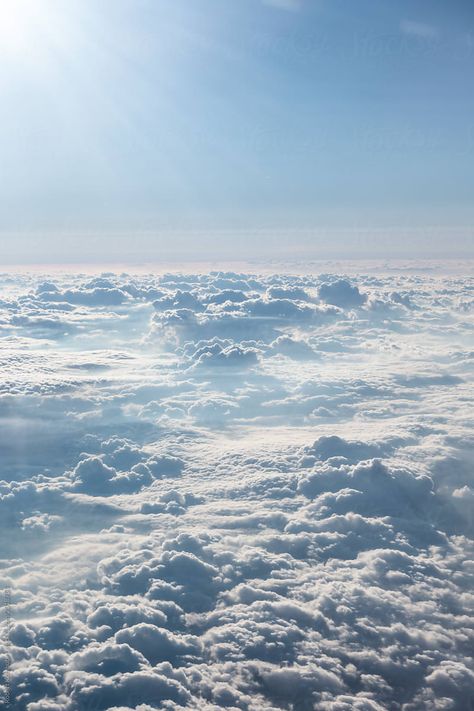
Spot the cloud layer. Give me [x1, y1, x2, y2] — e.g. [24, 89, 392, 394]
[0, 267, 473, 710]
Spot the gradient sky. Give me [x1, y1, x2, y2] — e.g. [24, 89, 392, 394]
[1, 0, 473, 262]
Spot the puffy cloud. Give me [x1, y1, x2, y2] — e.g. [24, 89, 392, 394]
[71, 455, 153, 496]
[0, 267, 473, 710]
[182, 338, 261, 371]
[68, 642, 147, 675]
[38, 286, 129, 306]
[65, 668, 191, 709]
[205, 289, 249, 305]
[71, 456, 117, 494]
[268, 335, 318, 360]
[318, 279, 367, 308]
[301, 435, 388, 463]
[115, 624, 201, 665]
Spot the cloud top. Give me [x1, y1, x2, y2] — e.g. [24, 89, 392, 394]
[0, 267, 473, 709]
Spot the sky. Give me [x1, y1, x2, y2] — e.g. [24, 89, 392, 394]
[0, 0, 473, 262]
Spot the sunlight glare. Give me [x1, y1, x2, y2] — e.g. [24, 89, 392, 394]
[0, 0, 47, 57]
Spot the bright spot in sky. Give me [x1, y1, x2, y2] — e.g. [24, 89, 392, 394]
[0, 0, 41, 55]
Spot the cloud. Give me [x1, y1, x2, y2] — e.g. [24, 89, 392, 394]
[39, 286, 129, 306]
[70, 455, 153, 496]
[181, 337, 262, 371]
[68, 642, 147, 676]
[114, 624, 201, 665]
[0, 268, 473, 710]
[318, 279, 367, 308]
[65, 668, 191, 709]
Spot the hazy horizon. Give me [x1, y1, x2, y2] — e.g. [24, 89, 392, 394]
[1, 227, 473, 265]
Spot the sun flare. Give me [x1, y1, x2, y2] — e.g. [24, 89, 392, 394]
[0, 0, 47, 57]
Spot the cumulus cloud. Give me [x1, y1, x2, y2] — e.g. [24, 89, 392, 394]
[318, 279, 367, 308]
[0, 266, 473, 710]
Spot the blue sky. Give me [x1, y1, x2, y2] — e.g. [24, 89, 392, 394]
[0, 0, 473, 261]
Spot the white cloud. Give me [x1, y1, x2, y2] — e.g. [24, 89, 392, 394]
[0, 266, 473, 710]
[318, 279, 367, 308]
